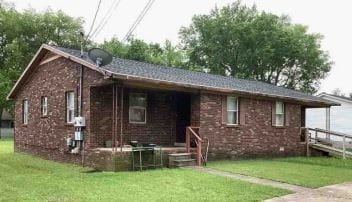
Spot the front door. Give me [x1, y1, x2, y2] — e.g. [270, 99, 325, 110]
[175, 93, 191, 143]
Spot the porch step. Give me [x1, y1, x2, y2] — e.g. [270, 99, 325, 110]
[174, 142, 186, 147]
[168, 153, 196, 167]
[169, 153, 191, 160]
[169, 152, 191, 157]
[174, 159, 196, 167]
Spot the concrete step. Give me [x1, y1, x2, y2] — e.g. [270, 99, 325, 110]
[174, 159, 196, 167]
[174, 142, 186, 147]
[169, 153, 191, 157]
[168, 153, 196, 167]
[169, 153, 191, 161]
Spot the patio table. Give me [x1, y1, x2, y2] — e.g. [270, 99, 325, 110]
[131, 146, 163, 171]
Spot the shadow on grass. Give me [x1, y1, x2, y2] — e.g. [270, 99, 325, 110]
[0, 137, 13, 141]
[82, 169, 103, 174]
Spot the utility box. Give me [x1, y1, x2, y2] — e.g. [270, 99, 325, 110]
[74, 117, 86, 127]
[75, 131, 84, 141]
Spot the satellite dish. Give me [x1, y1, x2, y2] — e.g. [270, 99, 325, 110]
[88, 48, 112, 67]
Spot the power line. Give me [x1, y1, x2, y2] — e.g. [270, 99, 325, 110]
[122, 0, 155, 42]
[93, 0, 122, 38]
[90, 0, 118, 38]
[86, 0, 103, 41]
[90, 0, 122, 40]
[91, 0, 122, 39]
[123, 0, 154, 42]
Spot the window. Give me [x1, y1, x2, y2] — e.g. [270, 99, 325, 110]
[22, 100, 28, 124]
[66, 91, 75, 123]
[227, 96, 238, 125]
[41, 96, 48, 116]
[275, 101, 285, 126]
[129, 93, 147, 123]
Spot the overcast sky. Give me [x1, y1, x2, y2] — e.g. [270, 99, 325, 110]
[9, 0, 352, 94]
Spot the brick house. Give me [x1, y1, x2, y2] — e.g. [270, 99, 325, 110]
[7, 44, 336, 171]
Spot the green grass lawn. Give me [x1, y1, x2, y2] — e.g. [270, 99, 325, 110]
[0, 139, 288, 202]
[208, 156, 352, 188]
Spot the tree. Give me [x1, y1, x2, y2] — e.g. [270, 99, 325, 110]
[179, 1, 332, 94]
[99, 37, 129, 58]
[125, 39, 151, 62]
[149, 40, 189, 69]
[0, 73, 12, 139]
[100, 38, 187, 68]
[0, 2, 84, 137]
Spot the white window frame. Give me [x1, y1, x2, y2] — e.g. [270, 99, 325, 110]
[275, 101, 285, 126]
[41, 96, 48, 116]
[23, 99, 28, 124]
[66, 91, 75, 123]
[129, 93, 147, 124]
[226, 96, 239, 125]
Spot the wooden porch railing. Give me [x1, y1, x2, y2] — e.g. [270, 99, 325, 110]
[186, 126, 203, 166]
[303, 127, 352, 159]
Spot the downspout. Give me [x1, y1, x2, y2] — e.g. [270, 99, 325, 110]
[79, 34, 85, 165]
[78, 62, 83, 116]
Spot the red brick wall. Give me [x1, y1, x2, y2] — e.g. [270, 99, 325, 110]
[190, 94, 200, 127]
[13, 53, 109, 164]
[89, 86, 179, 147]
[89, 85, 114, 148]
[199, 92, 305, 159]
[121, 88, 177, 146]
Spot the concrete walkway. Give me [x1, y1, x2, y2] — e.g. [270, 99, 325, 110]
[188, 166, 352, 202]
[189, 166, 311, 193]
[267, 183, 352, 202]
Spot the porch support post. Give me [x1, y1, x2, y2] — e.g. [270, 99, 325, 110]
[343, 135, 346, 159]
[120, 87, 124, 152]
[115, 85, 119, 153]
[326, 107, 331, 140]
[305, 128, 310, 157]
[112, 85, 116, 153]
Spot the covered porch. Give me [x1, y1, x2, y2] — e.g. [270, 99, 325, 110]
[88, 82, 201, 156]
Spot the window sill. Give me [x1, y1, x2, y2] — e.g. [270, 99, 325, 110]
[129, 121, 147, 124]
[273, 125, 286, 129]
[22, 124, 28, 127]
[65, 123, 74, 127]
[40, 116, 48, 119]
[225, 124, 240, 128]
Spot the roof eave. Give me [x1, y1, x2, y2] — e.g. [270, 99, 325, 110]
[108, 73, 336, 107]
[8, 44, 335, 108]
[7, 44, 103, 100]
[318, 93, 352, 104]
[7, 44, 47, 100]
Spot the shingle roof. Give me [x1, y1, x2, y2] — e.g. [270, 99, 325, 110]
[53, 46, 336, 106]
